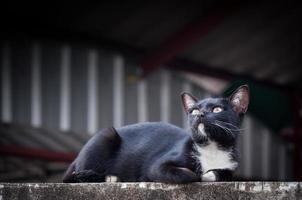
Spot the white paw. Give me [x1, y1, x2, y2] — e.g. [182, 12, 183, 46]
[202, 171, 216, 182]
[105, 175, 119, 183]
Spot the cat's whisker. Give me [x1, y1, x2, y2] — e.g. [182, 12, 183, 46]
[215, 122, 246, 132]
[213, 122, 234, 136]
[216, 125, 244, 132]
[215, 120, 241, 129]
[214, 120, 246, 132]
[215, 120, 237, 127]
[213, 123, 229, 134]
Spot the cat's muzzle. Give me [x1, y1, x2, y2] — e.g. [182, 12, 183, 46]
[197, 123, 207, 137]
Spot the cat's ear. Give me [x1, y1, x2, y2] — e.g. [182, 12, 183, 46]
[229, 85, 249, 114]
[181, 92, 198, 113]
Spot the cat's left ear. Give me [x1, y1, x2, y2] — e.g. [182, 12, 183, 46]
[229, 85, 249, 114]
[181, 92, 198, 113]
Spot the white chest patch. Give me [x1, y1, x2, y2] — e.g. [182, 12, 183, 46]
[194, 142, 238, 173]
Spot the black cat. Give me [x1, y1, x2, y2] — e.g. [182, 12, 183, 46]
[63, 85, 249, 183]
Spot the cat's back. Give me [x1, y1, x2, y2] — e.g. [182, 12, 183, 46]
[116, 122, 189, 143]
[115, 122, 190, 156]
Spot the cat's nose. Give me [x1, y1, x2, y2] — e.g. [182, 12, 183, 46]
[200, 111, 205, 117]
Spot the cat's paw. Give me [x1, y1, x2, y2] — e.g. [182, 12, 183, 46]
[202, 171, 216, 182]
[70, 170, 103, 182]
[105, 175, 120, 183]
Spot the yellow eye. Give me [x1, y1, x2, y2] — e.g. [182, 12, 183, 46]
[191, 109, 200, 115]
[213, 107, 223, 113]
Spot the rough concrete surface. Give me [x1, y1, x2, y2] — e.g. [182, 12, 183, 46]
[0, 182, 301, 200]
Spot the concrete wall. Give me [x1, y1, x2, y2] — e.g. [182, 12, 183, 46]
[0, 182, 301, 200]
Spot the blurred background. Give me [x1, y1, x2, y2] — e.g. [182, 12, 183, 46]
[0, 0, 301, 182]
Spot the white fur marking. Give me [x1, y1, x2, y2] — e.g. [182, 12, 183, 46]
[202, 171, 216, 181]
[194, 142, 237, 173]
[198, 123, 206, 136]
[105, 175, 119, 183]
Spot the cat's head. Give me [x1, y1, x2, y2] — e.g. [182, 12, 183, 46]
[181, 85, 249, 146]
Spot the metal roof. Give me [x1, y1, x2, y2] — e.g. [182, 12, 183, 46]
[2, 1, 302, 88]
[0, 123, 89, 182]
[0, 123, 88, 153]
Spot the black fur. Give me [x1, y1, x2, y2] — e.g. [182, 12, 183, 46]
[63, 123, 200, 183]
[63, 85, 249, 183]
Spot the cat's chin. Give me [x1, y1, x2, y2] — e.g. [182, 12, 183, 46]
[197, 123, 207, 137]
[197, 123, 207, 136]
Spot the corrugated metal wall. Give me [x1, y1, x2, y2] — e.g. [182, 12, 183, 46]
[0, 40, 293, 180]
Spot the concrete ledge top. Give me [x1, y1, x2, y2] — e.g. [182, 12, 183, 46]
[0, 182, 301, 200]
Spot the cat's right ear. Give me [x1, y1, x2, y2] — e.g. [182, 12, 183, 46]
[181, 92, 198, 113]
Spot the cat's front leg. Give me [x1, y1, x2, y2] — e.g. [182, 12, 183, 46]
[148, 161, 200, 183]
[202, 169, 233, 181]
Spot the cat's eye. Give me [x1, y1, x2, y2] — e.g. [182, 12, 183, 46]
[212, 107, 223, 113]
[191, 109, 201, 115]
